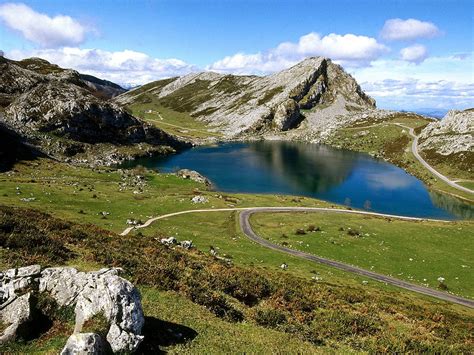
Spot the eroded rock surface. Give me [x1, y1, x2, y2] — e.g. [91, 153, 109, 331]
[419, 109, 474, 155]
[0, 265, 144, 353]
[0, 56, 187, 166]
[61, 333, 106, 355]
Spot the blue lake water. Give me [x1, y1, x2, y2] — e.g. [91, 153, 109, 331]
[125, 141, 473, 220]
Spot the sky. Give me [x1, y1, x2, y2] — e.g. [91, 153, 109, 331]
[0, 0, 472, 111]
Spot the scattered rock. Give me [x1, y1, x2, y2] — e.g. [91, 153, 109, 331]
[20, 197, 35, 202]
[180, 240, 193, 250]
[191, 195, 208, 204]
[0, 265, 144, 353]
[160, 237, 178, 246]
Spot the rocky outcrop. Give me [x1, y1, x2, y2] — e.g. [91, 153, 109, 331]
[419, 109, 474, 155]
[0, 265, 144, 353]
[273, 99, 302, 131]
[176, 169, 211, 186]
[0, 56, 188, 166]
[114, 57, 376, 138]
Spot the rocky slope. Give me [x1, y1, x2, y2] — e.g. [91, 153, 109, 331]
[419, 109, 473, 155]
[418, 108, 473, 174]
[115, 57, 376, 139]
[0, 57, 187, 166]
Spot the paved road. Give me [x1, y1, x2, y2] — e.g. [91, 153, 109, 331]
[120, 206, 473, 308]
[239, 208, 474, 309]
[393, 123, 473, 194]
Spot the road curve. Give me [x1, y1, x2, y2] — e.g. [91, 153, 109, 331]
[120, 206, 473, 308]
[240, 208, 474, 309]
[394, 123, 473, 194]
[120, 206, 448, 236]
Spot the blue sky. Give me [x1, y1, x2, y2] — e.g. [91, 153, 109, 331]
[0, 0, 472, 110]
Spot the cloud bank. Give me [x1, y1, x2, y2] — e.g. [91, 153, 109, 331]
[0, 3, 88, 47]
[8, 47, 198, 87]
[208, 32, 388, 74]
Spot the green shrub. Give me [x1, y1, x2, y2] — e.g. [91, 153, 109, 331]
[254, 308, 287, 328]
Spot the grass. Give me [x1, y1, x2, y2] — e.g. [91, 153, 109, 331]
[257, 86, 284, 105]
[250, 211, 474, 298]
[327, 113, 474, 201]
[129, 100, 222, 140]
[1, 203, 473, 353]
[458, 181, 474, 189]
[0, 159, 337, 235]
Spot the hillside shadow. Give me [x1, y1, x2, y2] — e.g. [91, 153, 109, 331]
[137, 316, 198, 354]
[0, 122, 45, 172]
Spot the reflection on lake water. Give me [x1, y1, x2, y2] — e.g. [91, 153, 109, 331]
[123, 141, 473, 220]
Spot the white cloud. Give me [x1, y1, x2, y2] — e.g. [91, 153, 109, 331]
[380, 18, 440, 41]
[0, 3, 88, 47]
[7, 47, 198, 87]
[208, 32, 388, 74]
[353, 55, 474, 110]
[400, 44, 428, 63]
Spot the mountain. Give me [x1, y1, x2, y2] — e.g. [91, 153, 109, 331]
[114, 57, 376, 139]
[418, 108, 474, 171]
[8, 57, 126, 99]
[0, 57, 188, 166]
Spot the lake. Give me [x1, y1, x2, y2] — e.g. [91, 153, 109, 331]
[124, 141, 473, 220]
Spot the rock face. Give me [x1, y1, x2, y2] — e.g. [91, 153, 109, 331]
[0, 56, 187, 166]
[0, 265, 144, 353]
[114, 57, 376, 138]
[419, 109, 474, 155]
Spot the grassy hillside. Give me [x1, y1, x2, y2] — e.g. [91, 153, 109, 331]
[1, 204, 473, 353]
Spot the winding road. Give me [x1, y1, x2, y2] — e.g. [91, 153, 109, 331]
[120, 206, 474, 308]
[394, 123, 473, 194]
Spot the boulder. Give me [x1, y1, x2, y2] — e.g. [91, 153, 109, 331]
[191, 195, 208, 204]
[41, 267, 145, 353]
[177, 169, 211, 186]
[161, 236, 178, 246]
[180, 240, 194, 250]
[61, 333, 106, 355]
[0, 293, 33, 344]
[1, 265, 145, 353]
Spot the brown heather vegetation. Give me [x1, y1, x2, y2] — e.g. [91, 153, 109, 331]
[1, 205, 473, 353]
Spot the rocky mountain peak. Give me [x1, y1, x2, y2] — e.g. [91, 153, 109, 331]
[115, 56, 376, 138]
